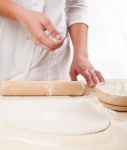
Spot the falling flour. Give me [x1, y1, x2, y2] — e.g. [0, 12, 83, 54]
[98, 80, 127, 96]
[44, 30, 59, 96]
[45, 53, 57, 96]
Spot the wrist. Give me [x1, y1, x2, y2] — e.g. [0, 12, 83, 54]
[73, 51, 89, 60]
[16, 8, 28, 22]
[12, 4, 29, 24]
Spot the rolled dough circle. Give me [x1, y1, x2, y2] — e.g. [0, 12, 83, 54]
[0, 97, 110, 135]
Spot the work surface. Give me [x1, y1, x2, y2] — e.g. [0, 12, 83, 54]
[0, 93, 127, 150]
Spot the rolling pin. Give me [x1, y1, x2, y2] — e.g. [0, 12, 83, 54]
[0, 81, 86, 96]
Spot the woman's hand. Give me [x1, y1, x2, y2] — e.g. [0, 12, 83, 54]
[0, 1, 64, 51]
[70, 55, 105, 88]
[18, 8, 64, 51]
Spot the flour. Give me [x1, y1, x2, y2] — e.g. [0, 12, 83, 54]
[45, 53, 57, 96]
[44, 30, 59, 96]
[98, 80, 127, 96]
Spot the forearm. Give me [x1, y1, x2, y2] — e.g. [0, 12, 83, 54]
[0, 0, 26, 21]
[68, 23, 88, 58]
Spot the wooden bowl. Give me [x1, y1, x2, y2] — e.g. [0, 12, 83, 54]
[101, 101, 127, 112]
[96, 79, 127, 109]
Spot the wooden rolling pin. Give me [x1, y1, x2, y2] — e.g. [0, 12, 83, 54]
[0, 81, 86, 96]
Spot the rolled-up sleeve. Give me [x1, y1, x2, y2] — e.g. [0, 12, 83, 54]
[65, 0, 88, 27]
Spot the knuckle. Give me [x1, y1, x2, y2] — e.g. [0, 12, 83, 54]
[85, 77, 91, 82]
[84, 71, 90, 77]
[93, 78, 99, 84]
[92, 72, 97, 78]
[89, 71, 95, 76]
[86, 75, 91, 81]
[93, 76, 98, 81]
[80, 67, 86, 73]
[95, 70, 101, 74]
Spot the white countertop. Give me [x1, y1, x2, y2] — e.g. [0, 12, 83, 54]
[0, 94, 127, 150]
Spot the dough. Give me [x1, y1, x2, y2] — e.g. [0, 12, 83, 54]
[96, 79, 127, 107]
[0, 96, 110, 135]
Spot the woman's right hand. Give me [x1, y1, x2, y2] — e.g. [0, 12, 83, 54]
[17, 8, 64, 51]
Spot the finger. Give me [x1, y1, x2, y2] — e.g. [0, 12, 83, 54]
[88, 69, 99, 85]
[94, 70, 105, 83]
[42, 30, 64, 50]
[70, 70, 78, 81]
[44, 29, 64, 46]
[36, 41, 51, 51]
[48, 34, 65, 47]
[82, 70, 94, 88]
[41, 18, 62, 39]
[32, 33, 52, 50]
[35, 31, 64, 50]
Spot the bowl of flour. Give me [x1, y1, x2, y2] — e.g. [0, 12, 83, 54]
[96, 79, 127, 107]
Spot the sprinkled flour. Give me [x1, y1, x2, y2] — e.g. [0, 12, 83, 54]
[44, 30, 59, 96]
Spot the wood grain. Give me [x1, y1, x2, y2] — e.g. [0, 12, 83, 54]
[96, 86, 127, 107]
[0, 81, 86, 96]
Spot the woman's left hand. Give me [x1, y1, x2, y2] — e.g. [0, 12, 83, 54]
[70, 55, 105, 88]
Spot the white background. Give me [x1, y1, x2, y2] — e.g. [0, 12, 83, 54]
[88, 0, 127, 78]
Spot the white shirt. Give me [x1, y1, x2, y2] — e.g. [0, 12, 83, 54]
[0, 0, 88, 81]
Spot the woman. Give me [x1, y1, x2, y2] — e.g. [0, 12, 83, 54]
[0, 0, 104, 87]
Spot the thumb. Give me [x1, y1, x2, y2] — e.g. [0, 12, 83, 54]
[70, 70, 78, 81]
[41, 19, 62, 39]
